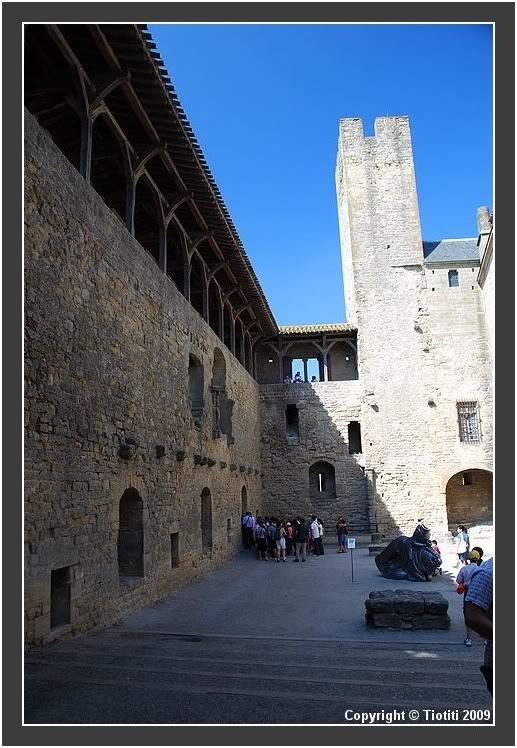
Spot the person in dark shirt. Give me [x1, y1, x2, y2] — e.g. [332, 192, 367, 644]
[294, 517, 308, 562]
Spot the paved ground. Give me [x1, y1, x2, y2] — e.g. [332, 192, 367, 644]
[25, 545, 493, 724]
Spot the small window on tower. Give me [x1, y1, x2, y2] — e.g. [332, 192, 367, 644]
[348, 421, 362, 454]
[448, 270, 459, 287]
[462, 473, 473, 486]
[285, 404, 299, 441]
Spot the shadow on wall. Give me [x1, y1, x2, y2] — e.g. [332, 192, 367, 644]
[259, 383, 405, 538]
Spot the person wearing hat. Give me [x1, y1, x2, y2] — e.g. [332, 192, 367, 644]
[456, 548, 483, 646]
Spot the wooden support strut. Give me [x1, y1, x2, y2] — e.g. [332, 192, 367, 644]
[43, 24, 273, 338]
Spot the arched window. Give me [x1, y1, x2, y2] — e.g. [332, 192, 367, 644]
[309, 461, 336, 501]
[200, 488, 213, 552]
[118, 488, 144, 578]
[188, 354, 204, 425]
[211, 348, 226, 438]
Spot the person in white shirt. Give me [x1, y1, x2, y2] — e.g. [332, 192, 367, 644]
[317, 518, 325, 555]
[310, 515, 323, 556]
[243, 512, 256, 549]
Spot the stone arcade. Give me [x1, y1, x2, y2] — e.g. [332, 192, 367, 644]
[24, 24, 493, 647]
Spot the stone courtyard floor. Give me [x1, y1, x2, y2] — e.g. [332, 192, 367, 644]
[25, 546, 493, 724]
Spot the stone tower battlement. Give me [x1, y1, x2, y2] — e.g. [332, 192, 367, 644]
[336, 116, 423, 324]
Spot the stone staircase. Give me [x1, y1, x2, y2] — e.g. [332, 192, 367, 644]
[25, 630, 491, 724]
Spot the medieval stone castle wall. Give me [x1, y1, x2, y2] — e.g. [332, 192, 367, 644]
[24, 93, 493, 645]
[25, 112, 263, 645]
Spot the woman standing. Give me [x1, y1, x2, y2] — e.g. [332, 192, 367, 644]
[336, 517, 349, 553]
[276, 521, 287, 562]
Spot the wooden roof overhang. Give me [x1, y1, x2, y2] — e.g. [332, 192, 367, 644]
[24, 23, 277, 339]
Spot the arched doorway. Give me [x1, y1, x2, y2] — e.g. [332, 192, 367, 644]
[118, 488, 144, 578]
[445, 469, 493, 530]
[309, 461, 337, 529]
[201, 488, 213, 552]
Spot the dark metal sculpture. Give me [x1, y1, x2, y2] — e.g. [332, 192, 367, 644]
[375, 523, 441, 582]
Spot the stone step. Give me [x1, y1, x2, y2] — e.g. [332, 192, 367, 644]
[27, 632, 485, 664]
[26, 657, 490, 705]
[25, 632, 491, 723]
[27, 643, 484, 675]
[24, 673, 489, 724]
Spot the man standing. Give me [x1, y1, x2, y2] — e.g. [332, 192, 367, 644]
[243, 511, 256, 549]
[310, 515, 322, 556]
[294, 516, 308, 562]
[464, 557, 493, 695]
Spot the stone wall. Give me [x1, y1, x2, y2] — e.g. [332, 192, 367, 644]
[335, 116, 493, 537]
[259, 381, 369, 531]
[423, 262, 494, 505]
[24, 111, 263, 647]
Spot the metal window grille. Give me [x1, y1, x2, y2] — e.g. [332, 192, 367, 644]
[457, 401, 481, 443]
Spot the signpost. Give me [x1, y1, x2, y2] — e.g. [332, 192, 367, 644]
[347, 537, 356, 582]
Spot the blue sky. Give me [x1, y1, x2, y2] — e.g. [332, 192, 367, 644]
[149, 24, 493, 325]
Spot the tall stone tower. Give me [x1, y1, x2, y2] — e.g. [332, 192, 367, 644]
[336, 117, 447, 535]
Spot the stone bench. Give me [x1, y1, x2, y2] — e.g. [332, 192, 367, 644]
[365, 590, 450, 630]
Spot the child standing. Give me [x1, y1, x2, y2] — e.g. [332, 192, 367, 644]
[456, 549, 483, 646]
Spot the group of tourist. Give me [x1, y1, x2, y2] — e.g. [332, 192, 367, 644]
[283, 372, 319, 383]
[241, 512, 350, 562]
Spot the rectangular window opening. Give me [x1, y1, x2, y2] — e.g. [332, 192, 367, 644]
[457, 401, 481, 443]
[348, 421, 363, 454]
[462, 473, 473, 486]
[318, 472, 326, 492]
[50, 566, 71, 629]
[170, 532, 180, 568]
[286, 404, 299, 440]
[448, 269, 459, 287]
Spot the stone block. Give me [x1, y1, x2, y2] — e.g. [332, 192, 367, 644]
[365, 590, 449, 629]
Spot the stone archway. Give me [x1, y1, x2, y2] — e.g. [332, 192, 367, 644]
[308, 461, 337, 529]
[445, 469, 493, 530]
[201, 488, 213, 552]
[118, 488, 144, 578]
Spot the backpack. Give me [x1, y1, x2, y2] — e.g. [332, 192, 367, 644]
[267, 524, 277, 541]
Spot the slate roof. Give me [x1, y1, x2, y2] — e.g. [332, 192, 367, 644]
[278, 323, 356, 335]
[423, 238, 480, 265]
